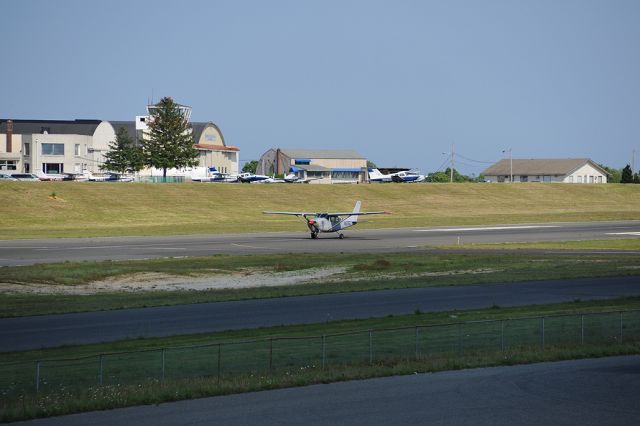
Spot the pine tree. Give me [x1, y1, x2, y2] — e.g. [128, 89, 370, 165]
[101, 127, 144, 174]
[143, 97, 199, 179]
[621, 165, 634, 183]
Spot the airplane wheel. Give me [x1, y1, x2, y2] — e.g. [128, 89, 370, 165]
[339, 233, 344, 239]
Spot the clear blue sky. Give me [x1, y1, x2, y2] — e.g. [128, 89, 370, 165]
[2, 0, 639, 175]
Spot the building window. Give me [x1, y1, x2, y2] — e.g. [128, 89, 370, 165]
[24, 163, 30, 173]
[74, 144, 80, 156]
[520, 175, 528, 182]
[543, 176, 551, 182]
[41, 143, 64, 155]
[42, 163, 64, 174]
[24, 143, 31, 156]
[598, 176, 603, 183]
[0, 160, 17, 170]
[589, 176, 594, 183]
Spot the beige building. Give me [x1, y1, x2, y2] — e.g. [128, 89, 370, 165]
[257, 148, 368, 183]
[0, 118, 238, 177]
[482, 158, 608, 183]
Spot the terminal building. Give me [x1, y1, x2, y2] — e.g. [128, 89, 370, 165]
[0, 107, 239, 178]
[257, 148, 368, 184]
[482, 158, 608, 183]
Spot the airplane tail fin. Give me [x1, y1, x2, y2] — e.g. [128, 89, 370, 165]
[346, 200, 362, 223]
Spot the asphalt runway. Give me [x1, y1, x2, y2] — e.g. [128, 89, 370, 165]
[2, 276, 639, 352]
[1, 220, 639, 266]
[18, 355, 640, 425]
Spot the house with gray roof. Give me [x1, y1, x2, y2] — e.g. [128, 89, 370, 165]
[482, 158, 608, 183]
[257, 148, 368, 183]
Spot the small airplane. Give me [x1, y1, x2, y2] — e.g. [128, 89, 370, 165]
[368, 168, 425, 183]
[390, 170, 425, 183]
[35, 170, 65, 181]
[237, 172, 271, 183]
[193, 167, 238, 183]
[283, 173, 322, 183]
[263, 201, 389, 239]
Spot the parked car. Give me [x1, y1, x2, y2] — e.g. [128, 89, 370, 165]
[10, 173, 41, 181]
[0, 173, 18, 181]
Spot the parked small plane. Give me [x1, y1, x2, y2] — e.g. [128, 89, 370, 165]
[390, 170, 425, 183]
[263, 201, 389, 239]
[237, 172, 271, 183]
[368, 168, 426, 183]
[283, 173, 321, 183]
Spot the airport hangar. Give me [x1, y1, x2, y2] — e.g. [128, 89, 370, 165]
[0, 118, 240, 176]
[257, 148, 369, 184]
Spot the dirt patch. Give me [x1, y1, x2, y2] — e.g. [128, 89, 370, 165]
[0, 267, 502, 295]
[0, 267, 350, 295]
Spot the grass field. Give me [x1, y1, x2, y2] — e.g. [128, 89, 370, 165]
[2, 298, 639, 422]
[1, 181, 639, 239]
[2, 251, 640, 317]
[437, 239, 640, 251]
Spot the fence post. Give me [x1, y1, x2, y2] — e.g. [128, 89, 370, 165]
[99, 355, 104, 386]
[581, 315, 584, 345]
[322, 335, 326, 370]
[369, 330, 373, 364]
[161, 349, 166, 382]
[35, 361, 40, 393]
[269, 338, 273, 372]
[501, 320, 505, 352]
[217, 344, 222, 381]
[541, 317, 545, 350]
[415, 326, 419, 359]
[620, 311, 623, 342]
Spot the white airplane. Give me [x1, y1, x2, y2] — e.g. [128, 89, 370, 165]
[237, 172, 271, 183]
[368, 168, 426, 183]
[390, 170, 425, 183]
[263, 201, 389, 239]
[283, 173, 322, 183]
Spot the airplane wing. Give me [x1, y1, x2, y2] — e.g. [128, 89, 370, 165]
[263, 211, 318, 216]
[326, 211, 389, 217]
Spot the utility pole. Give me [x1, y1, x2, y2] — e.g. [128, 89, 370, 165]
[502, 148, 512, 183]
[450, 143, 455, 183]
[632, 149, 636, 175]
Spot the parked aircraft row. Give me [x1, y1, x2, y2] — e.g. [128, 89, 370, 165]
[1, 168, 426, 184]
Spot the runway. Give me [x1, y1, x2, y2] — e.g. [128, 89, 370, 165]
[1, 220, 639, 266]
[18, 355, 640, 425]
[2, 276, 639, 352]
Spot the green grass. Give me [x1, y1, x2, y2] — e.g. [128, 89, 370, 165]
[2, 252, 640, 317]
[2, 298, 640, 422]
[436, 238, 640, 251]
[1, 182, 639, 239]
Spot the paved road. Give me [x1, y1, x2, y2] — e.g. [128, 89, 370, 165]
[1, 220, 639, 266]
[2, 276, 639, 352]
[18, 355, 640, 425]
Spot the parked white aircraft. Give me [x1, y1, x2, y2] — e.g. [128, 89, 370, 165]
[369, 168, 425, 183]
[238, 172, 271, 183]
[283, 173, 322, 183]
[264, 201, 389, 239]
[390, 170, 425, 183]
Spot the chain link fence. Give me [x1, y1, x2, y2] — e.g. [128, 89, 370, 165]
[1, 309, 639, 399]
